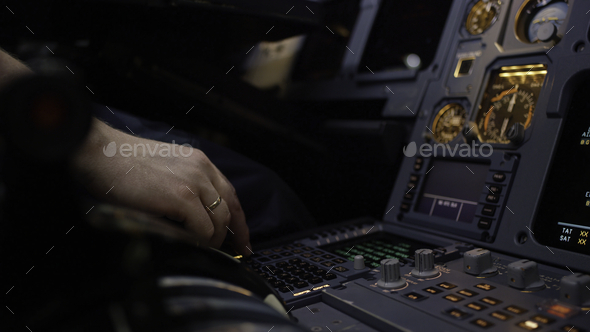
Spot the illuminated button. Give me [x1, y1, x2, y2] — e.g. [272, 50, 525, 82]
[312, 250, 324, 255]
[471, 318, 495, 329]
[438, 282, 458, 290]
[301, 253, 313, 258]
[478, 218, 493, 230]
[481, 297, 502, 306]
[530, 314, 555, 324]
[490, 311, 513, 321]
[273, 248, 283, 252]
[466, 302, 488, 311]
[310, 257, 323, 262]
[505, 305, 528, 315]
[322, 254, 335, 259]
[458, 289, 479, 297]
[403, 292, 427, 301]
[423, 286, 443, 294]
[443, 294, 465, 302]
[333, 266, 348, 272]
[404, 193, 414, 200]
[332, 258, 347, 264]
[443, 308, 472, 320]
[482, 205, 496, 216]
[488, 185, 502, 194]
[560, 325, 585, 332]
[492, 172, 506, 182]
[321, 261, 335, 267]
[415, 157, 424, 164]
[516, 320, 540, 331]
[410, 174, 420, 182]
[547, 303, 575, 318]
[414, 163, 422, 171]
[486, 194, 500, 203]
[475, 283, 496, 291]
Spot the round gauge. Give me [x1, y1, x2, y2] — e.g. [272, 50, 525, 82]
[432, 103, 466, 143]
[465, 0, 502, 35]
[480, 86, 535, 143]
[515, 0, 569, 43]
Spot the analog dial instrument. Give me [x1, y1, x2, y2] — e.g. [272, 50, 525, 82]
[475, 64, 547, 144]
[465, 0, 502, 35]
[515, 0, 569, 43]
[432, 103, 466, 143]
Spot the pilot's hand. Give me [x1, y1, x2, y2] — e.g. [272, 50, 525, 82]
[73, 118, 251, 256]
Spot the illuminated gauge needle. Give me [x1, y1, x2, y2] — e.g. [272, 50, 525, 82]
[507, 85, 519, 113]
[486, 1, 492, 12]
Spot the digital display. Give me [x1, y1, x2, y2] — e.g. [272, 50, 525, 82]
[534, 80, 590, 254]
[415, 160, 489, 222]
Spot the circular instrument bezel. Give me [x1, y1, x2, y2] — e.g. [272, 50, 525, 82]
[431, 103, 467, 143]
[514, 0, 569, 43]
[465, 0, 502, 35]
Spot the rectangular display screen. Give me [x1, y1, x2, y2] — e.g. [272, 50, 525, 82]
[534, 80, 590, 255]
[415, 159, 489, 223]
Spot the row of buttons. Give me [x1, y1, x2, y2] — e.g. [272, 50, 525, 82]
[477, 172, 508, 230]
[401, 172, 420, 212]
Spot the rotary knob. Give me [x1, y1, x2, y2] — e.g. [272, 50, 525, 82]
[377, 258, 406, 289]
[559, 273, 590, 306]
[506, 260, 545, 291]
[463, 248, 498, 277]
[353, 255, 366, 270]
[411, 249, 439, 278]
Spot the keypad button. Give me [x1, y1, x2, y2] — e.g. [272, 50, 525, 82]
[478, 218, 493, 230]
[488, 185, 502, 194]
[281, 252, 293, 256]
[288, 258, 301, 264]
[492, 172, 506, 182]
[301, 273, 313, 280]
[333, 258, 347, 264]
[474, 283, 496, 291]
[334, 266, 349, 272]
[485, 194, 499, 203]
[301, 253, 313, 258]
[443, 294, 464, 303]
[314, 269, 327, 275]
[423, 287, 443, 294]
[312, 250, 324, 255]
[277, 273, 290, 279]
[305, 265, 318, 272]
[321, 261, 336, 267]
[443, 308, 472, 320]
[516, 320, 540, 331]
[471, 318, 494, 329]
[490, 311, 513, 321]
[285, 277, 299, 284]
[403, 292, 427, 301]
[292, 249, 303, 254]
[257, 257, 270, 262]
[294, 281, 309, 288]
[437, 282, 458, 290]
[310, 257, 324, 263]
[309, 277, 324, 284]
[261, 250, 273, 255]
[293, 243, 304, 247]
[404, 193, 414, 200]
[269, 254, 281, 260]
[278, 285, 294, 293]
[505, 305, 528, 315]
[292, 269, 305, 276]
[457, 289, 479, 297]
[410, 174, 420, 182]
[323, 273, 337, 280]
[272, 248, 283, 252]
[482, 205, 496, 216]
[276, 261, 288, 268]
[271, 280, 285, 287]
[303, 247, 314, 251]
[297, 261, 310, 268]
[283, 265, 295, 272]
[465, 302, 488, 311]
[530, 314, 555, 325]
[480, 297, 502, 306]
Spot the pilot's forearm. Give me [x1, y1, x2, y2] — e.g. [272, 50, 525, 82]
[0, 48, 34, 89]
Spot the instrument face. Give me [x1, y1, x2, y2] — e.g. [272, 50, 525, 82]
[465, 0, 502, 35]
[432, 103, 466, 143]
[475, 64, 547, 144]
[515, 0, 569, 43]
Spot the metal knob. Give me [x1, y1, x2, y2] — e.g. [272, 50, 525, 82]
[377, 258, 406, 289]
[506, 260, 545, 291]
[463, 248, 498, 277]
[353, 255, 366, 270]
[411, 249, 439, 278]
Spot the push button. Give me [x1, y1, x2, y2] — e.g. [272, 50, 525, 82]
[482, 205, 496, 216]
[466, 302, 488, 311]
[404, 193, 414, 200]
[403, 292, 427, 301]
[443, 294, 464, 302]
[481, 297, 502, 306]
[530, 314, 555, 324]
[505, 305, 528, 315]
[488, 185, 502, 194]
[471, 318, 494, 329]
[401, 203, 410, 212]
[410, 174, 420, 182]
[333, 266, 348, 272]
[438, 282, 458, 290]
[486, 194, 500, 203]
[475, 283, 496, 291]
[560, 325, 585, 332]
[492, 172, 506, 182]
[443, 308, 472, 320]
[423, 286, 443, 294]
[516, 320, 540, 330]
[458, 289, 479, 297]
[490, 311, 513, 321]
[478, 218, 493, 230]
